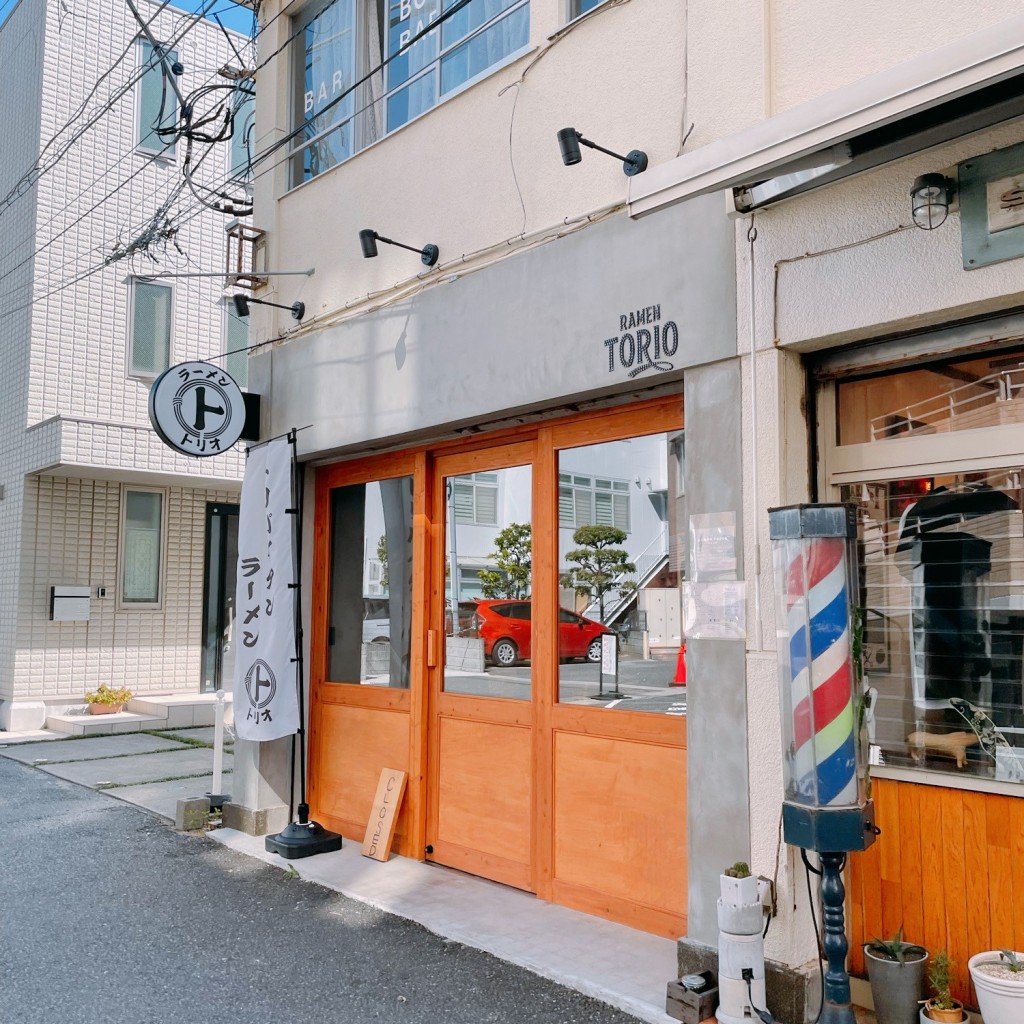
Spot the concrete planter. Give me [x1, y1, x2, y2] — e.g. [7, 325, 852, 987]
[864, 945, 927, 1024]
[968, 951, 1024, 1024]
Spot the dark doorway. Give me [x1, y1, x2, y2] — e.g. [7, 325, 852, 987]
[201, 502, 239, 693]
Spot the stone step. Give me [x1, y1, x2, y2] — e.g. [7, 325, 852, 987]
[45, 710, 167, 736]
[45, 691, 233, 736]
[127, 692, 231, 729]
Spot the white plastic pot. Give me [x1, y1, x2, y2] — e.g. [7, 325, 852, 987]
[968, 951, 1024, 1024]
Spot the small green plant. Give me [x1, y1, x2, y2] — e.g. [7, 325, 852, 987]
[999, 949, 1024, 973]
[83, 683, 133, 705]
[928, 950, 956, 1010]
[866, 927, 926, 964]
[723, 861, 751, 879]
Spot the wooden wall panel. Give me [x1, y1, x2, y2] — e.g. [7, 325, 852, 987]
[552, 731, 686, 937]
[849, 778, 1024, 1008]
[309, 702, 412, 853]
[435, 717, 532, 869]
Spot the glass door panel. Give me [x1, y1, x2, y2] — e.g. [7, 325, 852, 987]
[442, 464, 532, 699]
[327, 476, 414, 687]
[556, 432, 687, 713]
[201, 503, 238, 693]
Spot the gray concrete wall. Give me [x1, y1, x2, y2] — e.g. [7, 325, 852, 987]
[683, 357, 750, 945]
[253, 193, 736, 462]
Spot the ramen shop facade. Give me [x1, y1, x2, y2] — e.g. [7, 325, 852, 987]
[244, 195, 745, 937]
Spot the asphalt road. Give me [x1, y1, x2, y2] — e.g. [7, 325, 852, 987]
[0, 758, 644, 1024]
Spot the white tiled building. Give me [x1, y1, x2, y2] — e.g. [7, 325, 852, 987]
[0, 0, 251, 730]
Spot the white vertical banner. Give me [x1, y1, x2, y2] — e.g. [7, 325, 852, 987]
[232, 436, 299, 741]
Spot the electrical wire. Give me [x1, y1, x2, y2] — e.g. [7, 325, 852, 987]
[0, 1, 264, 302]
[801, 849, 826, 1024]
[0, 0, 185, 221]
[0, 5, 255, 313]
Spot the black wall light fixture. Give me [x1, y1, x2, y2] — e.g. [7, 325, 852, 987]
[910, 173, 955, 230]
[557, 127, 648, 177]
[359, 228, 439, 267]
[232, 293, 305, 321]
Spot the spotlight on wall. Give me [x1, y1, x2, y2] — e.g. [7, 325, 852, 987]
[232, 293, 305, 321]
[359, 228, 439, 267]
[556, 127, 648, 177]
[910, 173, 954, 230]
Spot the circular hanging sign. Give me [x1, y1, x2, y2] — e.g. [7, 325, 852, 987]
[148, 360, 246, 457]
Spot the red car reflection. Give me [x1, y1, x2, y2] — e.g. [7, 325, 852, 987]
[472, 600, 612, 667]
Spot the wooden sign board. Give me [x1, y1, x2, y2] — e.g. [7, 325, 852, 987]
[361, 768, 408, 862]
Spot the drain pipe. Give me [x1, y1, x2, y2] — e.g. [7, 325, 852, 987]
[746, 217, 764, 653]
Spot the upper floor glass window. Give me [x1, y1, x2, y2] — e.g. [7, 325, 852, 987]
[224, 301, 249, 388]
[138, 39, 178, 155]
[129, 280, 172, 378]
[230, 91, 256, 180]
[293, 0, 529, 184]
[569, 0, 605, 18]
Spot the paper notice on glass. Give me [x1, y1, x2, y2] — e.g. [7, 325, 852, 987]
[689, 511, 738, 581]
[683, 581, 746, 640]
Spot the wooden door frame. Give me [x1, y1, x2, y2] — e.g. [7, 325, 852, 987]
[308, 393, 686, 924]
[426, 439, 540, 888]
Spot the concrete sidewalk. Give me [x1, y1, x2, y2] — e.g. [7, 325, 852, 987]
[0, 725, 879, 1024]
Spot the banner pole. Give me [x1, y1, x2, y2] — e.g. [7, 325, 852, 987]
[263, 428, 342, 859]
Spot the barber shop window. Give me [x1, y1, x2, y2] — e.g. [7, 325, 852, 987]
[292, 0, 529, 184]
[834, 349, 1024, 784]
[327, 476, 414, 687]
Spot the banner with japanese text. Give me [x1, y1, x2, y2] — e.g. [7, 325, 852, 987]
[232, 436, 299, 741]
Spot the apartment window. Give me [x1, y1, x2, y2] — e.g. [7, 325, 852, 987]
[138, 39, 179, 155]
[452, 472, 498, 525]
[230, 91, 256, 180]
[293, 0, 529, 184]
[569, 0, 605, 17]
[121, 488, 164, 605]
[558, 474, 630, 532]
[129, 280, 171, 378]
[224, 302, 249, 388]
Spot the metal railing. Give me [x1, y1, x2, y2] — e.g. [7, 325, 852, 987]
[870, 367, 1024, 440]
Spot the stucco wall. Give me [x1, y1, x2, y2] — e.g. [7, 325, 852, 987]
[685, 0, 1024, 148]
[249, 0, 688, 344]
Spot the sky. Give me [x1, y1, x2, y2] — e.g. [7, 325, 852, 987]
[0, 1, 256, 35]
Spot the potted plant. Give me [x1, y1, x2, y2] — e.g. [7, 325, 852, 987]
[83, 683, 133, 715]
[968, 949, 1024, 1024]
[864, 928, 928, 1024]
[720, 861, 758, 905]
[920, 950, 966, 1022]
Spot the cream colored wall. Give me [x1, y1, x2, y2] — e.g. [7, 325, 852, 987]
[686, 0, 1024, 145]
[250, 0, 687, 344]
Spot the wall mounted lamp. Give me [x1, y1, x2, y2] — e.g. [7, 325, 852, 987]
[910, 173, 955, 230]
[232, 293, 305, 321]
[556, 127, 648, 177]
[359, 228, 439, 267]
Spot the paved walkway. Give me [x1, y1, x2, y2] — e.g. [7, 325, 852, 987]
[0, 725, 881, 1024]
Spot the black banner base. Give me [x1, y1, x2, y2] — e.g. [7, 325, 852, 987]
[265, 820, 343, 860]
